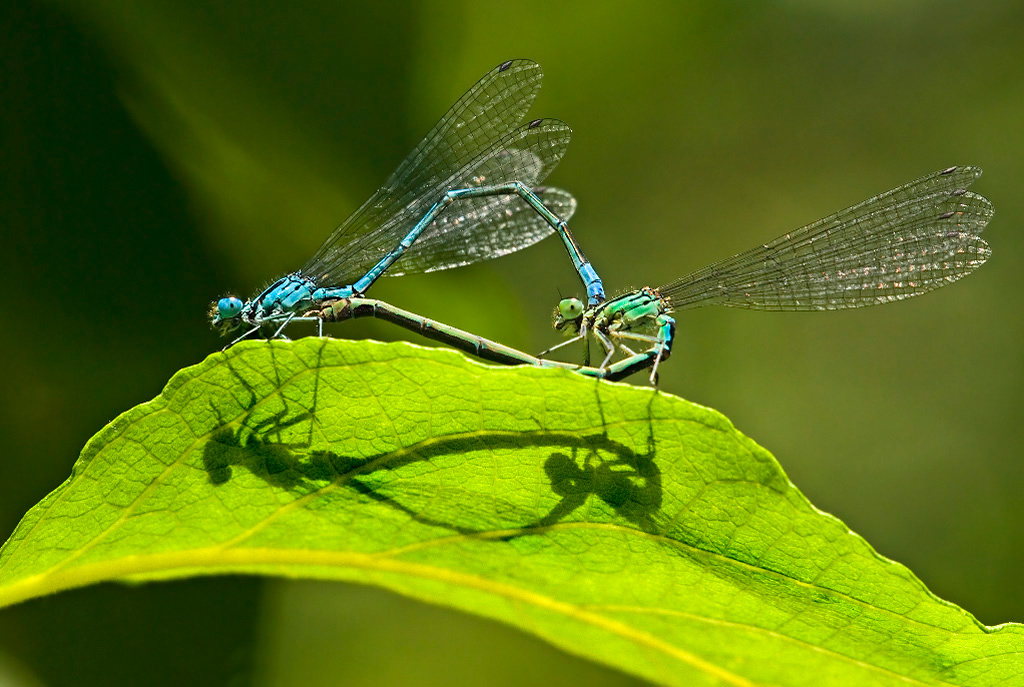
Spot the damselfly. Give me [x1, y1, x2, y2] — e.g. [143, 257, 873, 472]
[211, 59, 604, 344]
[545, 165, 993, 383]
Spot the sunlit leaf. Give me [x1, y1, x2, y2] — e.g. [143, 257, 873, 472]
[0, 339, 1020, 686]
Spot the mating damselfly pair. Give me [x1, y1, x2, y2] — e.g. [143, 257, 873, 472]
[211, 59, 993, 384]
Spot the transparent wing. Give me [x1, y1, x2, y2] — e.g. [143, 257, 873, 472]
[302, 59, 550, 284]
[386, 187, 577, 276]
[304, 118, 572, 285]
[661, 166, 993, 311]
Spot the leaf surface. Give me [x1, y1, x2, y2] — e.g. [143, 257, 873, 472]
[0, 339, 1019, 686]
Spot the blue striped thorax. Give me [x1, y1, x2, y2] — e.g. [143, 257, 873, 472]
[253, 273, 317, 319]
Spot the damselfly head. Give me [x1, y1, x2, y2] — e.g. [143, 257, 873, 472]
[553, 297, 585, 333]
[210, 296, 245, 333]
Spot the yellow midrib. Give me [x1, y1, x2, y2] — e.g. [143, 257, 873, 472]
[0, 545, 755, 686]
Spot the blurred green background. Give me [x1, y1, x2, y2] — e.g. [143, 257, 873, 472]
[2, 1, 1022, 685]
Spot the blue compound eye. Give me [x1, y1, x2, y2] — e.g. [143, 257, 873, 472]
[217, 297, 244, 319]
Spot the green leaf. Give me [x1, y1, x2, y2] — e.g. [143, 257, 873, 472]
[0, 339, 1019, 686]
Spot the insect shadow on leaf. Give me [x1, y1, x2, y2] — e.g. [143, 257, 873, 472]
[201, 344, 665, 537]
[511, 379, 663, 535]
[201, 346, 324, 488]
